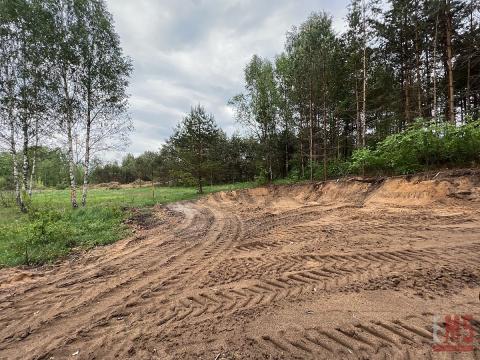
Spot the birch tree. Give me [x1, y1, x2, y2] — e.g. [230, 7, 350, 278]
[0, 4, 23, 210]
[229, 55, 278, 181]
[51, 0, 82, 208]
[75, 0, 132, 206]
[0, 0, 54, 211]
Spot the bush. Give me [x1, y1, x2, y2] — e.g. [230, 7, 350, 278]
[349, 148, 378, 174]
[55, 182, 68, 190]
[327, 160, 350, 178]
[3, 207, 75, 265]
[287, 168, 301, 181]
[349, 119, 480, 175]
[255, 169, 270, 185]
[0, 205, 127, 267]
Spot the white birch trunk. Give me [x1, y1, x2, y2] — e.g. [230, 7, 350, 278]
[81, 115, 91, 207]
[28, 118, 38, 197]
[63, 72, 78, 208]
[9, 116, 25, 212]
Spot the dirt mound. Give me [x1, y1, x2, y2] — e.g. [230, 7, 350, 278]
[92, 181, 121, 190]
[1, 169, 480, 359]
[205, 169, 480, 208]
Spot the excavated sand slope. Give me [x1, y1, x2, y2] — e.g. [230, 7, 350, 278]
[1, 170, 480, 359]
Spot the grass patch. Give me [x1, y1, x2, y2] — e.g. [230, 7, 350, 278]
[0, 182, 255, 267]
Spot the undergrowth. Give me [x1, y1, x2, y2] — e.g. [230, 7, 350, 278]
[0, 182, 255, 267]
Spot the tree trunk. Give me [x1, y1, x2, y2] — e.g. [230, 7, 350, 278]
[28, 118, 39, 197]
[323, 102, 327, 181]
[466, 55, 471, 116]
[336, 112, 340, 160]
[299, 113, 305, 178]
[82, 120, 91, 207]
[415, 9, 422, 117]
[466, 3, 473, 115]
[283, 88, 289, 177]
[404, 70, 410, 124]
[22, 116, 29, 193]
[10, 115, 25, 212]
[445, 0, 455, 124]
[198, 117, 204, 193]
[198, 175, 203, 194]
[425, 32, 431, 116]
[355, 68, 361, 148]
[284, 140, 288, 177]
[82, 89, 92, 207]
[323, 60, 327, 181]
[300, 139, 304, 179]
[62, 72, 78, 208]
[67, 116, 78, 208]
[361, 0, 367, 148]
[309, 80, 313, 181]
[433, 13, 439, 119]
[28, 144, 37, 197]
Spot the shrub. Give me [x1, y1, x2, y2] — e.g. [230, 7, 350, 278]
[0, 205, 127, 267]
[349, 148, 377, 173]
[349, 119, 480, 175]
[287, 168, 301, 181]
[2, 207, 75, 266]
[325, 160, 350, 178]
[55, 182, 68, 190]
[255, 169, 270, 185]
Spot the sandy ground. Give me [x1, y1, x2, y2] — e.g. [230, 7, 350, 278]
[1, 170, 480, 359]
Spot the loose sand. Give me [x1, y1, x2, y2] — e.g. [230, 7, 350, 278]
[1, 170, 480, 359]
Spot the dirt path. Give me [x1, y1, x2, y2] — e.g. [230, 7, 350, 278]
[1, 171, 480, 359]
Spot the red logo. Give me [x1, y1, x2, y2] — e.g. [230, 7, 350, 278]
[433, 314, 477, 352]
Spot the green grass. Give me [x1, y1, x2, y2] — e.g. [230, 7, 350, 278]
[30, 182, 255, 208]
[0, 182, 255, 267]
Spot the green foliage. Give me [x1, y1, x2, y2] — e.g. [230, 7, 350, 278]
[255, 169, 270, 186]
[0, 191, 15, 207]
[167, 105, 222, 193]
[349, 120, 480, 175]
[24, 208, 74, 265]
[0, 182, 255, 267]
[55, 182, 68, 190]
[296, 160, 351, 181]
[287, 168, 301, 182]
[349, 148, 378, 173]
[327, 160, 351, 178]
[230, 55, 279, 181]
[0, 206, 125, 267]
[312, 163, 326, 180]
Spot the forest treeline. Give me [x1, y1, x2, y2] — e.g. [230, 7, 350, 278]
[0, 0, 480, 207]
[92, 0, 480, 189]
[228, 0, 479, 182]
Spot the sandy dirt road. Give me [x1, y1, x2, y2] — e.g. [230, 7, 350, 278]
[1, 171, 480, 359]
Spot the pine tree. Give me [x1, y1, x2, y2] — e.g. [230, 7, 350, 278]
[169, 105, 220, 194]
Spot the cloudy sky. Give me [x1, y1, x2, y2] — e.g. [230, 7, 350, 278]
[105, 0, 350, 160]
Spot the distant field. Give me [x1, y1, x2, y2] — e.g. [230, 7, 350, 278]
[0, 182, 255, 267]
